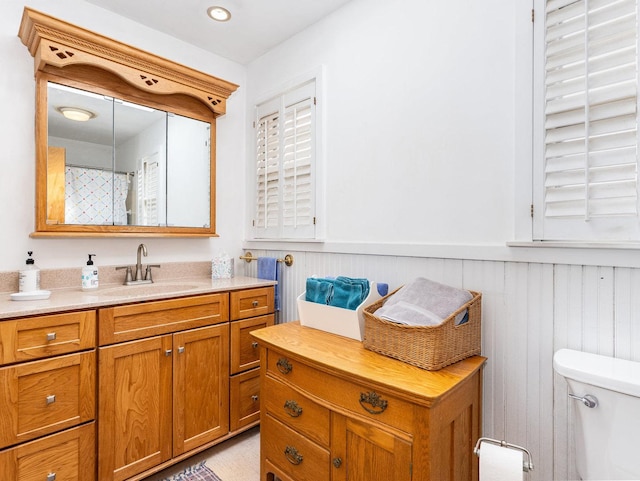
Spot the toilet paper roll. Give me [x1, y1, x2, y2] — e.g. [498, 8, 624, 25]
[479, 443, 523, 481]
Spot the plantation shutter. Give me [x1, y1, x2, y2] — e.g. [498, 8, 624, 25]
[254, 80, 316, 239]
[537, 0, 640, 241]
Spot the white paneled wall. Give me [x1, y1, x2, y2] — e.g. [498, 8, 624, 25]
[241, 249, 640, 481]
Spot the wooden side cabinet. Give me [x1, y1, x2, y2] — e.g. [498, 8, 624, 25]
[251, 322, 486, 481]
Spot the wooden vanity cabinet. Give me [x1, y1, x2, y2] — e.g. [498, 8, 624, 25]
[229, 288, 275, 431]
[0, 310, 97, 481]
[251, 322, 486, 481]
[98, 294, 230, 481]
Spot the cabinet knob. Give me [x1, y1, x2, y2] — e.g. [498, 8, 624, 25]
[359, 391, 388, 414]
[333, 457, 343, 468]
[165, 349, 172, 357]
[46, 473, 57, 481]
[252, 341, 259, 349]
[177, 346, 185, 354]
[46, 332, 57, 341]
[284, 399, 303, 417]
[277, 357, 293, 374]
[252, 300, 259, 307]
[284, 446, 303, 465]
[46, 394, 56, 405]
[251, 394, 259, 402]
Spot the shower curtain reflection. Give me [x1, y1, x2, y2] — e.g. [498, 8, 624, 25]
[65, 166, 129, 225]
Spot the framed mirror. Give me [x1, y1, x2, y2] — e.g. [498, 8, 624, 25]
[47, 82, 211, 229]
[19, 7, 238, 237]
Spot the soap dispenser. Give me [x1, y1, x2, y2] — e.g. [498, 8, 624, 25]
[19, 251, 40, 293]
[82, 254, 99, 290]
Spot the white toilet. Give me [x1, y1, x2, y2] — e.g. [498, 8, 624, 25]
[553, 348, 640, 480]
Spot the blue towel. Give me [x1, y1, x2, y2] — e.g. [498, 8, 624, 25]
[305, 277, 334, 305]
[305, 276, 369, 310]
[258, 257, 280, 311]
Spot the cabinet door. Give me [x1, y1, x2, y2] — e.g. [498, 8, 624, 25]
[331, 415, 412, 481]
[173, 324, 229, 456]
[98, 336, 173, 481]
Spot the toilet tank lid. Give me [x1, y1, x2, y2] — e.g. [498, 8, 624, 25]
[553, 349, 640, 397]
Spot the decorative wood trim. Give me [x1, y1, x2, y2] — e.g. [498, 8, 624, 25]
[18, 7, 238, 116]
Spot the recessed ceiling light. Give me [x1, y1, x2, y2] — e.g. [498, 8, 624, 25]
[207, 6, 231, 22]
[57, 107, 95, 122]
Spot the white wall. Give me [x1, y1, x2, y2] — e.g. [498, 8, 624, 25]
[0, 0, 247, 270]
[247, 0, 516, 245]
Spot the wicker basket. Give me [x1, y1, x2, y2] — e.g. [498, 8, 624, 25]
[363, 289, 481, 370]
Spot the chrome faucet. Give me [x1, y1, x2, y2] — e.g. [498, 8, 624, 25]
[135, 243, 147, 281]
[115, 243, 160, 285]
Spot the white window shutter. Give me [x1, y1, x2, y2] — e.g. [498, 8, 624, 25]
[537, 0, 640, 241]
[253, 80, 316, 239]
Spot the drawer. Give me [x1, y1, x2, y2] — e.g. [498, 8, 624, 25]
[266, 350, 414, 433]
[230, 368, 261, 431]
[262, 414, 330, 481]
[0, 423, 95, 481]
[0, 311, 96, 365]
[0, 351, 95, 449]
[230, 287, 274, 320]
[98, 293, 229, 345]
[263, 376, 330, 447]
[230, 314, 274, 374]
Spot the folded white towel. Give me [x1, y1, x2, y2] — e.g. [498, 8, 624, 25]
[375, 277, 472, 327]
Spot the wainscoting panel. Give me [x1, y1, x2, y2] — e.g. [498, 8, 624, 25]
[239, 249, 640, 480]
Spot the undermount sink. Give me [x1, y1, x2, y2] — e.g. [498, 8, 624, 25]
[97, 283, 202, 297]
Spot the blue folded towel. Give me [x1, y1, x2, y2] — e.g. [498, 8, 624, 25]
[305, 276, 369, 310]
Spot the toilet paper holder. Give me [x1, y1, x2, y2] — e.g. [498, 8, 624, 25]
[474, 437, 534, 473]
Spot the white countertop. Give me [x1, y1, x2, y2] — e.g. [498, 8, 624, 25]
[0, 276, 276, 319]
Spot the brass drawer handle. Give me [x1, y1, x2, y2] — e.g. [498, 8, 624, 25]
[284, 400, 303, 417]
[359, 391, 388, 414]
[277, 357, 292, 374]
[46, 394, 56, 405]
[284, 445, 303, 465]
[252, 300, 259, 307]
[46, 332, 57, 341]
[47, 473, 56, 481]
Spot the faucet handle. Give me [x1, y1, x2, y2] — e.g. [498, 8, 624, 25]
[116, 266, 133, 283]
[145, 264, 161, 282]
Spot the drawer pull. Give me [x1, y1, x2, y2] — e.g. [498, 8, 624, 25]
[47, 473, 56, 481]
[277, 357, 293, 374]
[252, 341, 259, 349]
[46, 332, 57, 341]
[46, 394, 56, 405]
[284, 399, 303, 417]
[165, 349, 172, 357]
[333, 457, 343, 468]
[178, 346, 185, 354]
[284, 445, 303, 465]
[359, 391, 388, 414]
[251, 394, 259, 401]
[252, 300, 259, 307]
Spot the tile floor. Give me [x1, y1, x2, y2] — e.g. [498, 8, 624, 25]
[145, 426, 260, 481]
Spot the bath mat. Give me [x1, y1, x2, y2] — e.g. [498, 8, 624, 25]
[160, 461, 222, 481]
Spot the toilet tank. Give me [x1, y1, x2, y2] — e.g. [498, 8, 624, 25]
[553, 349, 640, 480]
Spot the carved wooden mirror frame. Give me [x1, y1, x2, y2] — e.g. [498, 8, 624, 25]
[18, 7, 238, 237]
